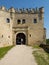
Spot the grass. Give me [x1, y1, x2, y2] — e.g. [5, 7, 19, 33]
[33, 45, 41, 49]
[33, 48, 49, 65]
[0, 45, 14, 59]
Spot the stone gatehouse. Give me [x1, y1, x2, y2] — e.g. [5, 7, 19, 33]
[0, 6, 46, 47]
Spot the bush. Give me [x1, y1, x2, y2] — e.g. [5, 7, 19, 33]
[46, 39, 49, 44]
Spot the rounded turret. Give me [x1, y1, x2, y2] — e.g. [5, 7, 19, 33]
[1, 6, 6, 11]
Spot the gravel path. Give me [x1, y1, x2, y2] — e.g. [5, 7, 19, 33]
[0, 45, 37, 65]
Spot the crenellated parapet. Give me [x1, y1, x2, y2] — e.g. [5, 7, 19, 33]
[0, 6, 44, 14]
[39, 7, 44, 13]
[8, 7, 16, 13]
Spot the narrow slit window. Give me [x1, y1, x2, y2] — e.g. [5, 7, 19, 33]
[8, 36, 10, 38]
[2, 35, 3, 38]
[30, 34, 31, 37]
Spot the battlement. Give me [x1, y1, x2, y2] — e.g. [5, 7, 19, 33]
[0, 6, 44, 14]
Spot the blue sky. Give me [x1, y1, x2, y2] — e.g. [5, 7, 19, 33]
[0, 0, 49, 39]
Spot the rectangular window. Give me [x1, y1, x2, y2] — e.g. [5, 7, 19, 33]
[34, 19, 37, 23]
[17, 19, 21, 24]
[22, 19, 25, 24]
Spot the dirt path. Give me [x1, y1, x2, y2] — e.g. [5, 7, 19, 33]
[0, 45, 37, 65]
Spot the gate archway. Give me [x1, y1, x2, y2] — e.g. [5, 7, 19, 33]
[16, 33, 26, 45]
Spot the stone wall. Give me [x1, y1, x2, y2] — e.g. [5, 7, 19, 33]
[0, 6, 46, 47]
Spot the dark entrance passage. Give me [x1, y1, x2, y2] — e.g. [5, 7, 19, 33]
[16, 33, 26, 45]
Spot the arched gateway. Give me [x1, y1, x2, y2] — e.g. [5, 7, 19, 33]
[16, 33, 26, 45]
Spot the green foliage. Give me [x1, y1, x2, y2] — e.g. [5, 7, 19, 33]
[33, 45, 41, 48]
[46, 39, 49, 44]
[33, 50, 49, 65]
[0, 45, 14, 59]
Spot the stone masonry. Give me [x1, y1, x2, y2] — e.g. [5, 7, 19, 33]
[0, 6, 46, 47]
